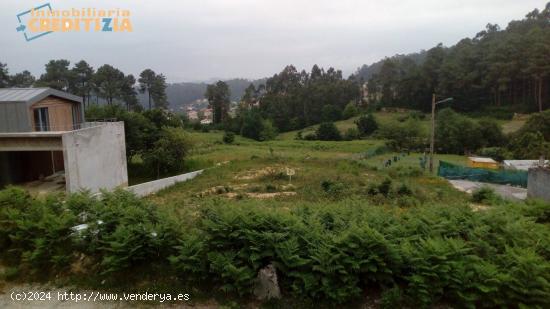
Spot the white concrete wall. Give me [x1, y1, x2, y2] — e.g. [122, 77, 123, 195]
[528, 168, 550, 202]
[62, 122, 128, 193]
[126, 170, 203, 197]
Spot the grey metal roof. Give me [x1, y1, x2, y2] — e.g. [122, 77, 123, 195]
[0, 88, 82, 105]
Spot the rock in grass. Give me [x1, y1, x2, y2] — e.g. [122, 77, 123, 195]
[253, 264, 281, 300]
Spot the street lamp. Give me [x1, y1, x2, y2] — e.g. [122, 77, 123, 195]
[429, 94, 453, 173]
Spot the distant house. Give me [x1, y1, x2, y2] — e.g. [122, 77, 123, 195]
[187, 110, 198, 120]
[202, 108, 212, 119]
[468, 157, 499, 169]
[0, 88, 128, 194]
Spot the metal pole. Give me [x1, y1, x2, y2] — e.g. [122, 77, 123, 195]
[429, 93, 436, 173]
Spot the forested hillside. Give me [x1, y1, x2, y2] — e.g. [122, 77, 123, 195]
[142, 78, 267, 111]
[357, 3, 550, 113]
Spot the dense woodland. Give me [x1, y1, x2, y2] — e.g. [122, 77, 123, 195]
[355, 3, 550, 113]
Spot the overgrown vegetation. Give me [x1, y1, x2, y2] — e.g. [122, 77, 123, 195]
[1, 186, 549, 307]
[86, 105, 194, 180]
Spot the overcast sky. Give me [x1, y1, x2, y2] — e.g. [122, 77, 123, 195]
[0, 0, 546, 83]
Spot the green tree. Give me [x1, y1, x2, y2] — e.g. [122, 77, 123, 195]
[0, 62, 8, 87]
[435, 108, 483, 154]
[37, 59, 71, 90]
[516, 110, 550, 140]
[478, 119, 506, 147]
[143, 127, 193, 178]
[121, 74, 139, 111]
[240, 109, 265, 141]
[258, 64, 360, 131]
[143, 108, 182, 130]
[259, 119, 277, 141]
[93, 64, 125, 105]
[342, 102, 359, 119]
[85, 105, 156, 161]
[525, 28, 550, 112]
[321, 105, 342, 122]
[508, 131, 550, 159]
[9, 70, 35, 87]
[380, 119, 426, 151]
[70, 60, 94, 107]
[151, 74, 168, 109]
[316, 122, 342, 141]
[205, 81, 230, 124]
[138, 69, 157, 110]
[355, 114, 378, 136]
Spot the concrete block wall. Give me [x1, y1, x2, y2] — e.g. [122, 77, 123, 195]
[527, 168, 550, 202]
[62, 122, 128, 193]
[126, 170, 203, 197]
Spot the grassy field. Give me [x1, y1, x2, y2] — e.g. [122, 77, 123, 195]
[278, 110, 525, 141]
[278, 111, 430, 140]
[147, 109, 529, 227]
[149, 129, 469, 219]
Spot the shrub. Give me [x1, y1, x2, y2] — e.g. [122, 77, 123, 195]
[259, 119, 278, 141]
[321, 180, 346, 197]
[240, 110, 277, 141]
[316, 122, 342, 141]
[342, 102, 359, 119]
[321, 105, 342, 122]
[143, 127, 194, 178]
[303, 133, 317, 140]
[379, 119, 426, 151]
[344, 127, 360, 141]
[1, 190, 77, 271]
[515, 109, 550, 141]
[355, 114, 378, 136]
[478, 119, 506, 147]
[508, 131, 550, 159]
[223, 131, 235, 144]
[396, 183, 413, 196]
[378, 179, 393, 197]
[472, 187, 500, 204]
[409, 110, 426, 120]
[435, 109, 506, 154]
[86, 105, 161, 161]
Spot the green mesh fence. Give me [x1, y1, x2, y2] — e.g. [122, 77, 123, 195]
[438, 161, 528, 188]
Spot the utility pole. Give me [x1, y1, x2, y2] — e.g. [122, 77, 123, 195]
[429, 94, 453, 173]
[429, 94, 436, 173]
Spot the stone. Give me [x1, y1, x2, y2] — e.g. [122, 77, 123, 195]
[253, 264, 281, 300]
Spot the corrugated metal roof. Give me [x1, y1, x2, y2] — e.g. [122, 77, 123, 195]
[0, 88, 82, 104]
[0, 88, 48, 102]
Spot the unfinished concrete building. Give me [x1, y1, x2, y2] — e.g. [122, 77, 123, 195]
[0, 88, 128, 194]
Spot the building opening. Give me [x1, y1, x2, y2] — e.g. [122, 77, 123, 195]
[0, 150, 65, 193]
